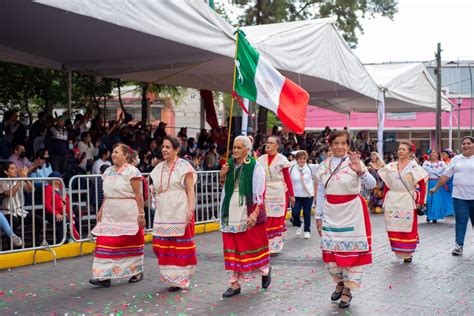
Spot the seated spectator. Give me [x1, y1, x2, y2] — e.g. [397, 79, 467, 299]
[0, 162, 43, 245]
[78, 132, 99, 171]
[44, 172, 79, 243]
[8, 144, 40, 174]
[91, 148, 111, 175]
[203, 145, 220, 170]
[4, 111, 27, 149]
[29, 149, 53, 182]
[0, 212, 23, 247]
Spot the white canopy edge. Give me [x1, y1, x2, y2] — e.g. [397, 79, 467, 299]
[365, 63, 453, 112]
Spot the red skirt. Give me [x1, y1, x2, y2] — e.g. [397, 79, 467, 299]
[387, 210, 418, 254]
[152, 221, 197, 267]
[322, 195, 372, 267]
[95, 227, 145, 259]
[266, 195, 288, 242]
[222, 223, 269, 273]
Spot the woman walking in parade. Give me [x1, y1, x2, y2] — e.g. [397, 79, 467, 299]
[289, 150, 317, 239]
[431, 136, 474, 256]
[315, 130, 375, 308]
[150, 136, 197, 292]
[367, 152, 385, 214]
[89, 143, 145, 287]
[422, 148, 453, 223]
[258, 136, 294, 255]
[220, 136, 271, 298]
[378, 142, 428, 263]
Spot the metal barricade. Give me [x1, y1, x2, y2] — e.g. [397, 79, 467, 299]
[0, 177, 67, 265]
[67, 170, 222, 249]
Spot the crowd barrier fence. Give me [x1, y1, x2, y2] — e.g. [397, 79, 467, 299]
[0, 177, 67, 265]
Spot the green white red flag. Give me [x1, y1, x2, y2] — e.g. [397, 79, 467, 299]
[232, 30, 309, 134]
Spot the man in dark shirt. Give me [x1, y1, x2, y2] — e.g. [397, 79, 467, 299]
[44, 117, 68, 173]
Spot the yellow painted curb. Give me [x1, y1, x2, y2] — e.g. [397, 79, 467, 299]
[0, 222, 221, 270]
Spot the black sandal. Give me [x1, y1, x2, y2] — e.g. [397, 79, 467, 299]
[128, 272, 144, 283]
[339, 292, 352, 308]
[331, 282, 344, 301]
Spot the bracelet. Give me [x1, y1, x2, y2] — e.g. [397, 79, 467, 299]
[138, 214, 145, 217]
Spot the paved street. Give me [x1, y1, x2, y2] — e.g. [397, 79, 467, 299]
[1, 214, 474, 315]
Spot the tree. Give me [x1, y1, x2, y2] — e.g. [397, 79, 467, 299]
[223, 0, 398, 132]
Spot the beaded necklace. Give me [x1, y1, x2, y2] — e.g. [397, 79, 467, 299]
[158, 158, 178, 194]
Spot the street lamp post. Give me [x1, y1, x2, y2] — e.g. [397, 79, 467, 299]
[457, 97, 463, 151]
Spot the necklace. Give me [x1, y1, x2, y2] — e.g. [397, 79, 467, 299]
[158, 158, 178, 194]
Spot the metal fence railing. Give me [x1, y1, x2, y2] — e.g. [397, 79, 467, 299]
[1, 170, 223, 259]
[0, 177, 67, 265]
[66, 170, 222, 248]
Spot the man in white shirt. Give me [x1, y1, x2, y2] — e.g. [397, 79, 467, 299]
[431, 136, 474, 256]
[91, 148, 111, 175]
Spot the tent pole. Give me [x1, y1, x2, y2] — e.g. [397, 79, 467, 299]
[347, 111, 351, 131]
[67, 70, 72, 119]
[377, 91, 385, 157]
[449, 104, 453, 149]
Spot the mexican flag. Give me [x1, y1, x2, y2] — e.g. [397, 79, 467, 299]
[233, 30, 309, 134]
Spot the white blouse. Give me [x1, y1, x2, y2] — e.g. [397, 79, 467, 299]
[315, 156, 376, 220]
[443, 154, 474, 200]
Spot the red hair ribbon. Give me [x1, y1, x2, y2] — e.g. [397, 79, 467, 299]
[128, 146, 133, 155]
[411, 143, 416, 153]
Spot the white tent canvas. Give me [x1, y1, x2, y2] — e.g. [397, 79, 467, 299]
[0, 0, 382, 111]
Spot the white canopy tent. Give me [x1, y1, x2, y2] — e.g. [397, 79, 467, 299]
[0, 1, 382, 109]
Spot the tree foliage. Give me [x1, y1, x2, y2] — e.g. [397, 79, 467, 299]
[228, 0, 398, 47]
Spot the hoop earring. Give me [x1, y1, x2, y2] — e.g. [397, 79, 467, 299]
[244, 157, 251, 164]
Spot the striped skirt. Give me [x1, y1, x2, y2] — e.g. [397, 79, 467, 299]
[152, 221, 197, 288]
[222, 223, 270, 283]
[388, 210, 418, 259]
[92, 227, 144, 279]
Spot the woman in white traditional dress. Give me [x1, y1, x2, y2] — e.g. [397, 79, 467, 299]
[315, 130, 376, 309]
[378, 142, 428, 263]
[151, 136, 197, 292]
[89, 143, 145, 287]
[258, 136, 295, 255]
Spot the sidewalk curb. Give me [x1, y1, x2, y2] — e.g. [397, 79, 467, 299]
[0, 222, 220, 270]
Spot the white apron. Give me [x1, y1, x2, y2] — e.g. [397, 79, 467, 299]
[378, 161, 428, 232]
[258, 154, 290, 218]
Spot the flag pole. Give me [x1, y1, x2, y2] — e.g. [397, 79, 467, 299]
[225, 30, 240, 161]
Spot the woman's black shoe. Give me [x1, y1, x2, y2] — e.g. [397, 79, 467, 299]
[433, 220, 437, 223]
[128, 272, 144, 283]
[339, 293, 352, 308]
[262, 266, 272, 289]
[331, 282, 344, 301]
[222, 287, 241, 298]
[89, 279, 111, 288]
[168, 286, 181, 292]
[404, 257, 412, 263]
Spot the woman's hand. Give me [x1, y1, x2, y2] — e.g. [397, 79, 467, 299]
[185, 210, 194, 227]
[97, 210, 103, 222]
[316, 219, 322, 237]
[289, 196, 296, 208]
[55, 213, 63, 222]
[429, 187, 438, 194]
[137, 213, 146, 228]
[220, 163, 230, 177]
[348, 151, 363, 175]
[247, 211, 258, 229]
